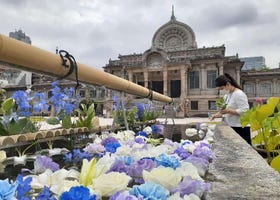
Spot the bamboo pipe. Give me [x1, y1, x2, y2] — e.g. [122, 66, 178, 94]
[0, 34, 173, 103]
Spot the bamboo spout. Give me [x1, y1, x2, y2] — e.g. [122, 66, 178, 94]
[0, 34, 172, 103]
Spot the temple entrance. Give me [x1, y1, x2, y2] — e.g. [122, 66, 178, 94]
[170, 80, 181, 98]
[149, 81, 163, 94]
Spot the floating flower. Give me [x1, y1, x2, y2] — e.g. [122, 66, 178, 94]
[0, 178, 17, 200]
[15, 174, 32, 199]
[127, 158, 157, 184]
[129, 182, 169, 200]
[173, 147, 190, 160]
[83, 143, 105, 155]
[110, 191, 138, 200]
[143, 166, 181, 190]
[185, 128, 197, 137]
[60, 185, 96, 200]
[171, 176, 211, 198]
[34, 155, 59, 174]
[90, 172, 131, 197]
[156, 153, 180, 169]
[35, 186, 56, 200]
[79, 157, 97, 187]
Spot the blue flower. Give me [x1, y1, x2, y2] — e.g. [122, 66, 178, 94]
[135, 102, 145, 120]
[129, 182, 169, 200]
[136, 131, 148, 138]
[112, 96, 119, 110]
[35, 186, 56, 200]
[16, 174, 32, 200]
[156, 154, 180, 169]
[49, 81, 78, 117]
[13, 90, 32, 116]
[59, 186, 96, 200]
[33, 92, 49, 112]
[105, 142, 121, 153]
[63, 152, 73, 163]
[0, 178, 18, 200]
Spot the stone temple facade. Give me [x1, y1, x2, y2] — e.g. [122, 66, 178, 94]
[104, 12, 244, 117]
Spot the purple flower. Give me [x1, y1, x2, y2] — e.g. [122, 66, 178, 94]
[192, 145, 215, 161]
[101, 137, 119, 146]
[83, 143, 105, 154]
[106, 160, 129, 174]
[34, 155, 59, 173]
[171, 176, 210, 198]
[185, 155, 209, 176]
[60, 186, 96, 200]
[173, 147, 190, 160]
[110, 191, 138, 200]
[156, 154, 180, 169]
[129, 182, 169, 200]
[134, 137, 146, 144]
[127, 158, 157, 184]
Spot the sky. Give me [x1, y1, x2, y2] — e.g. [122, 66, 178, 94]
[1, 0, 280, 70]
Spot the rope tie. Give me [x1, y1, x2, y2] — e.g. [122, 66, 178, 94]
[58, 50, 80, 92]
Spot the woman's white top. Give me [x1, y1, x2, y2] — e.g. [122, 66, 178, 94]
[223, 89, 249, 127]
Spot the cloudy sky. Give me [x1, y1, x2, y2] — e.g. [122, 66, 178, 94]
[1, 0, 280, 70]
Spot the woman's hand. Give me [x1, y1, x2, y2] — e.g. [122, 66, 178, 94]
[220, 109, 238, 115]
[209, 112, 221, 121]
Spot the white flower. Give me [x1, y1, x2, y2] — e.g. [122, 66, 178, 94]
[143, 166, 181, 190]
[116, 130, 135, 141]
[28, 168, 79, 191]
[90, 172, 131, 197]
[13, 155, 27, 166]
[0, 150, 6, 161]
[115, 145, 132, 156]
[143, 126, 152, 135]
[176, 162, 202, 180]
[185, 128, 198, 137]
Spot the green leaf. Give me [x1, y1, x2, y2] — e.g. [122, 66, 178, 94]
[270, 154, 280, 173]
[62, 115, 72, 129]
[1, 98, 15, 112]
[46, 117, 60, 125]
[7, 118, 37, 134]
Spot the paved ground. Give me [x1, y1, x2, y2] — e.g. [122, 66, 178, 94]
[98, 117, 221, 126]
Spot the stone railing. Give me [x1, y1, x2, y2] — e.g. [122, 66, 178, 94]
[204, 125, 280, 199]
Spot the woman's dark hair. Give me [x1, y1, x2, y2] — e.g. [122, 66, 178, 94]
[215, 73, 242, 89]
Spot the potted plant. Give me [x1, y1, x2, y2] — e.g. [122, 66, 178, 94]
[240, 97, 280, 173]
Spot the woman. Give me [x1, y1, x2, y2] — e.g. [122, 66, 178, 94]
[210, 73, 251, 145]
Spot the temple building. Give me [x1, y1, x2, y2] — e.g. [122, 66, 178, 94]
[104, 10, 245, 117]
[1, 11, 280, 118]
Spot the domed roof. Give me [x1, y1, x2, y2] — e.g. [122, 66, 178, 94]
[151, 8, 197, 52]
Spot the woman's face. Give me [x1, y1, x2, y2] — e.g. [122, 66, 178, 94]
[217, 82, 231, 91]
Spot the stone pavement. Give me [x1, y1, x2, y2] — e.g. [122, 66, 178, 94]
[98, 117, 221, 126]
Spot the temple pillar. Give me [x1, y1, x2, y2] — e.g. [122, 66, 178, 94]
[163, 68, 168, 96]
[144, 70, 148, 88]
[180, 66, 186, 98]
